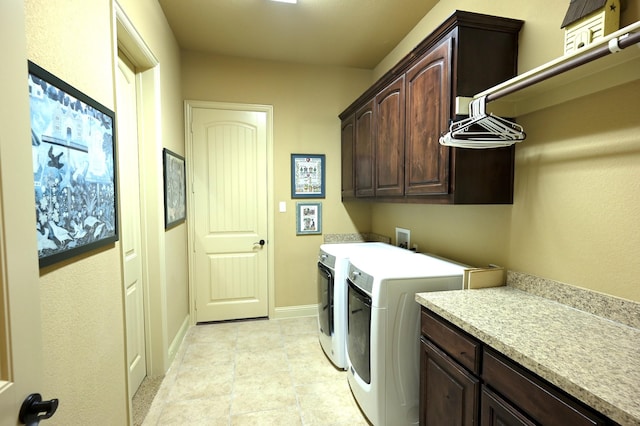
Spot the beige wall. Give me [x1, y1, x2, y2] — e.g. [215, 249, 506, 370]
[511, 80, 640, 300]
[181, 52, 372, 307]
[181, 0, 640, 308]
[24, 0, 186, 423]
[25, 0, 128, 423]
[370, 0, 640, 302]
[15, 0, 640, 422]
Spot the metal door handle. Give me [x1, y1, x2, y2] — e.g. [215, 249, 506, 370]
[254, 239, 265, 247]
[19, 393, 58, 425]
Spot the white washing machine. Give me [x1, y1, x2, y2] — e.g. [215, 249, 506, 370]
[345, 252, 467, 425]
[317, 242, 412, 369]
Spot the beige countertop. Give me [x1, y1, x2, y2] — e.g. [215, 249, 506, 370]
[416, 280, 640, 426]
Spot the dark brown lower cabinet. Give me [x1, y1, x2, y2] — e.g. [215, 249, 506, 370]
[420, 338, 479, 426]
[481, 386, 536, 426]
[482, 348, 610, 426]
[420, 307, 616, 426]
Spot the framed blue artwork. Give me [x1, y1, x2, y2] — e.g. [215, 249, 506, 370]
[28, 61, 118, 267]
[296, 202, 322, 235]
[291, 154, 325, 198]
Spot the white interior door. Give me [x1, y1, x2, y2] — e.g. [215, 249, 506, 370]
[0, 0, 48, 423]
[191, 105, 269, 322]
[115, 55, 147, 398]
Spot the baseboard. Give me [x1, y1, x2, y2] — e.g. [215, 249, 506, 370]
[272, 304, 319, 320]
[167, 315, 189, 365]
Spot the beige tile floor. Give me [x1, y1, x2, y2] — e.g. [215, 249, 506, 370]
[142, 316, 371, 425]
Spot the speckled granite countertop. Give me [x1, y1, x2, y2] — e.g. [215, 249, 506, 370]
[323, 233, 391, 244]
[416, 274, 640, 426]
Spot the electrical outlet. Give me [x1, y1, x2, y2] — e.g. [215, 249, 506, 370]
[395, 227, 410, 249]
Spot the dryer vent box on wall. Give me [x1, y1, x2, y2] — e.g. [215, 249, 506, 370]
[395, 227, 410, 249]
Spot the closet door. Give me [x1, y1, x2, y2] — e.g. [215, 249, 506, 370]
[405, 37, 452, 196]
[374, 76, 405, 197]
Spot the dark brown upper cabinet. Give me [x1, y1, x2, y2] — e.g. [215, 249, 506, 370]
[374, 76, 405, 197]
[340, 115, 355, 199]
[354, 99, 375, 198]
[339, 11, 523, 204]
[405, 38, 451, 196]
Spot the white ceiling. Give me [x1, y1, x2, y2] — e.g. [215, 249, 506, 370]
[158, 0, 439, 68]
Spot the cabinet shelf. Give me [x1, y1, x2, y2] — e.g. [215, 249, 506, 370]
[456, 21, 640, 117]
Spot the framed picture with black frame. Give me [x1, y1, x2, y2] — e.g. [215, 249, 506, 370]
[291, 153, 325, 198]
[163, 148, 186, 229]
[28, 60, 119, 268]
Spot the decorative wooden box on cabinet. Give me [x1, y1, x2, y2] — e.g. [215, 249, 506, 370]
[339, 11, 524, 204]
[420, 308, 616, 426]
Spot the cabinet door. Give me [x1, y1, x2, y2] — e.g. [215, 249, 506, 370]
[374, 76, 405, 197]
[481, 386, 536, 426]
[341, 115, 355, 199]
[405, 37, 452, 196]
[483, 349, 609, 426]
[354, 99, 375, 197]
[420, 338, 479, 426]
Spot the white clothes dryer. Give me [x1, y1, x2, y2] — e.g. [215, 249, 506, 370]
[345, 252, 466, 425]
[317, 242, 412, 369]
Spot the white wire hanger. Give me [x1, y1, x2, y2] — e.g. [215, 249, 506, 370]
[439, 96, 526, 149]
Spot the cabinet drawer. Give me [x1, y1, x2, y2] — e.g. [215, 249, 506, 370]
[421, 309, 481, 374]
[483, 348, 609, 426]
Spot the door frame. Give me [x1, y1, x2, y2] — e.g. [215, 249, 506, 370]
[0, 0, 44, 421]
[184, 100, 275, 323]
[115, 53, 148, 399]
[114, 3, 171, 383]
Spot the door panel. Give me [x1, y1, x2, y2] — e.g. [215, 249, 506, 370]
[405, 38, 451, 195]
[192, 107, 269, 322]
[0, 0, 44, 422]
[317, 263, 332, 337]
[116, 55, 146, 398]
[346, 280, 372, 384]
[340, 116, 355, 199]
[375, 76, 405, 197]
[421, 338, 480, 426]
[354, 100, 375, 197]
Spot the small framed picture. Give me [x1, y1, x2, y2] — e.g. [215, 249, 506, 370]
[163, 148, 186, 229]
[291, 154, 325, 198]
[296, 202, 322, 235]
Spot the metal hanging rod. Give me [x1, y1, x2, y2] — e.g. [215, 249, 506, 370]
[485, 26, 640, 103]
[454, 21, 640, 117]
[442, 21, 640, 149]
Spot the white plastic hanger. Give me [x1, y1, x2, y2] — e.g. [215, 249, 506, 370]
[439, 96, 526, 149]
